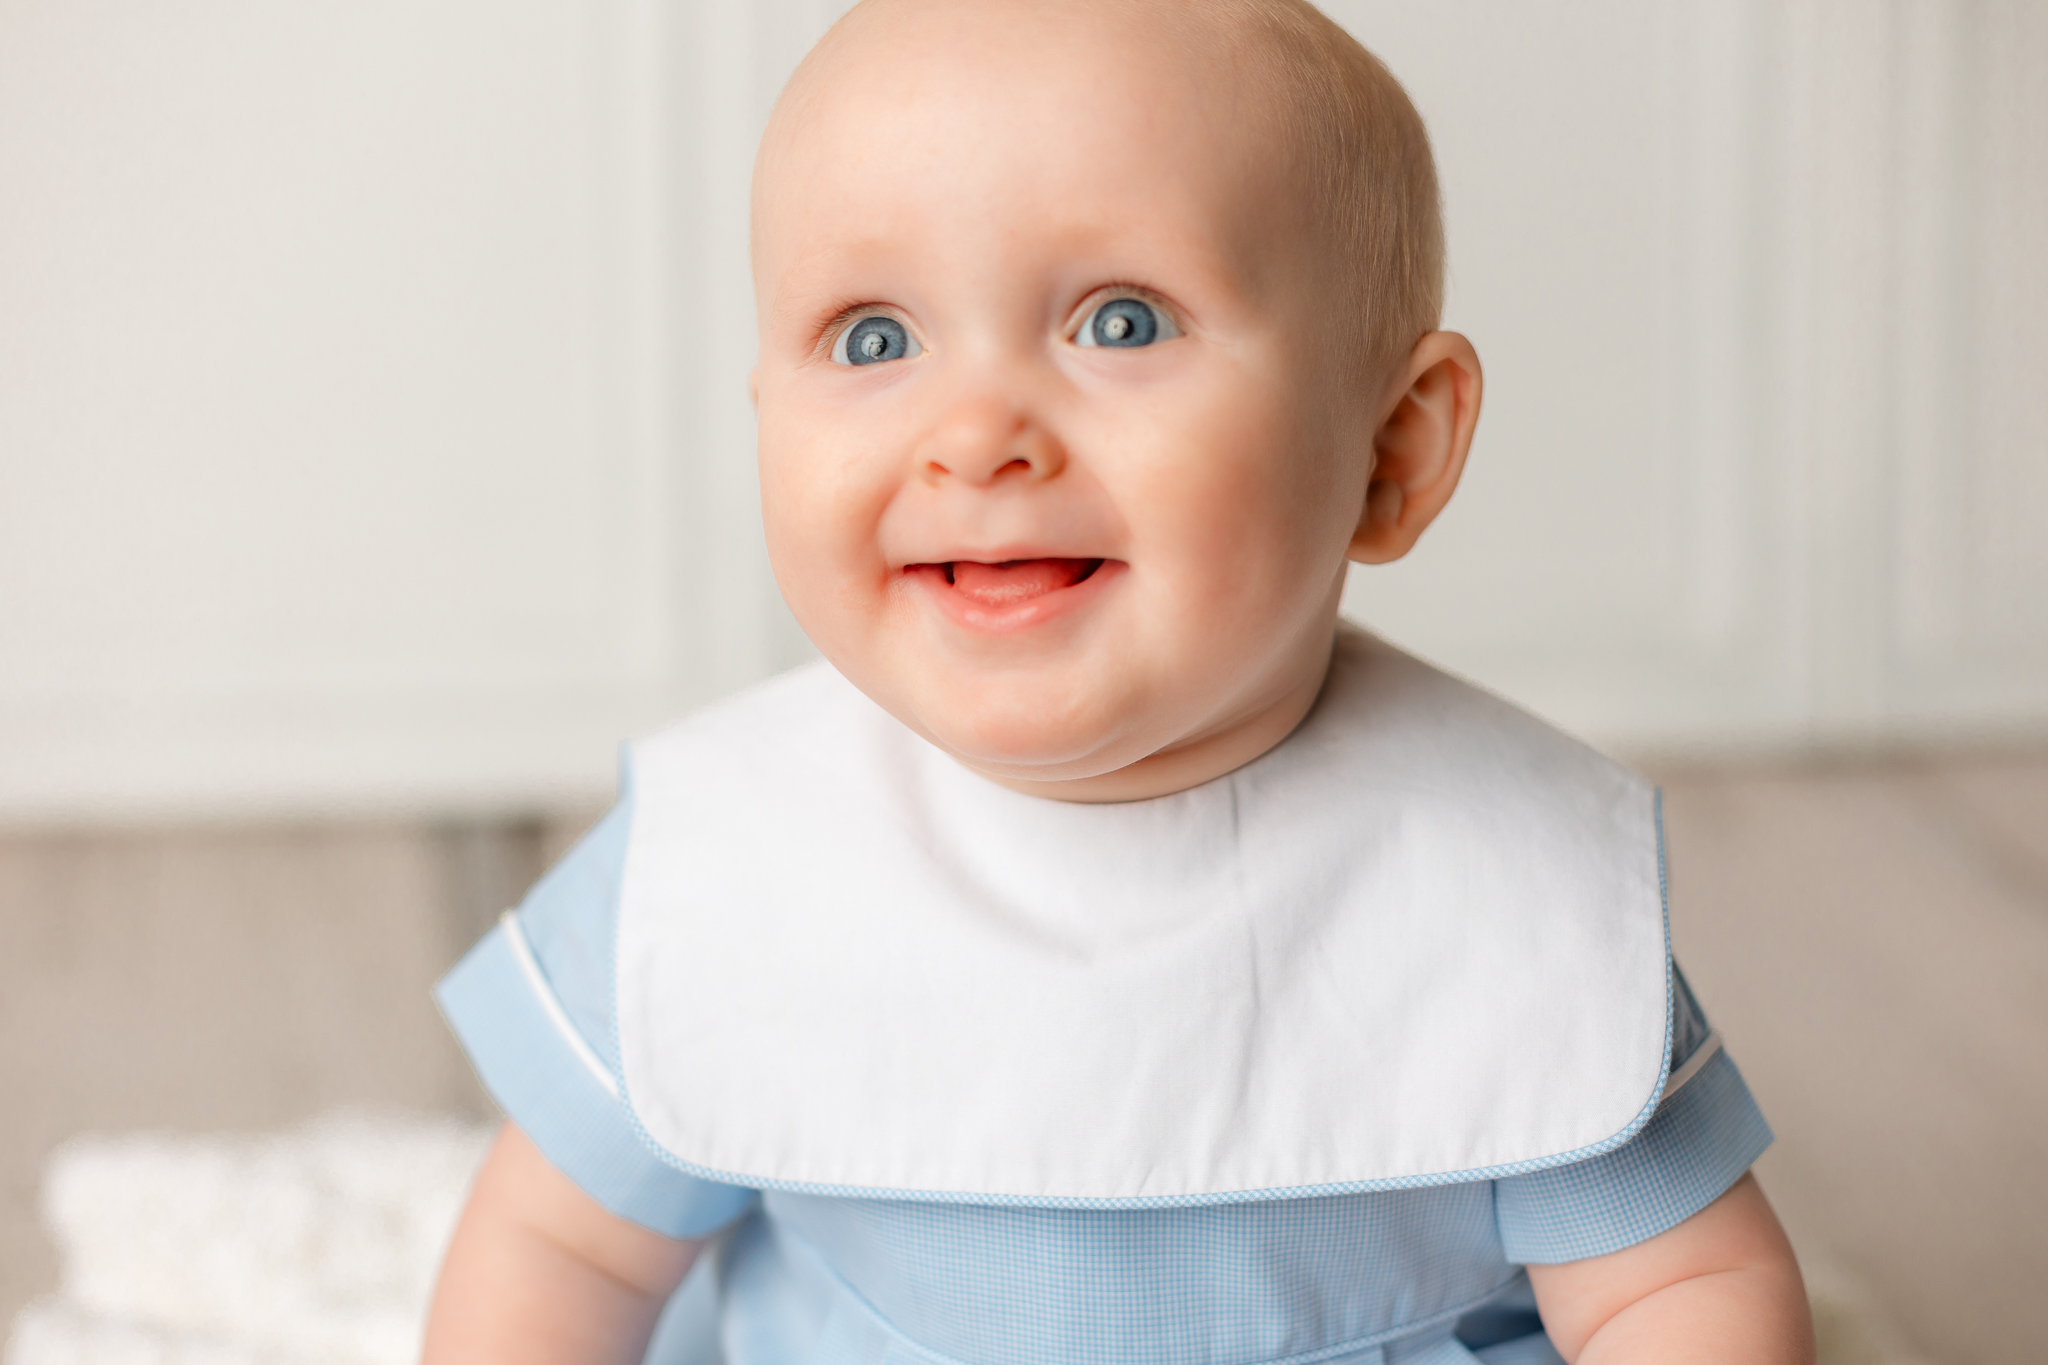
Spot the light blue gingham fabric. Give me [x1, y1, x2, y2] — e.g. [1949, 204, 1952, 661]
[436, 793, 1771, 1365]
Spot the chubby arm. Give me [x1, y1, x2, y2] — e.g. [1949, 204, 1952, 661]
[1528, 1172, 1814, 1365]
[423, 1122, 703, 1365]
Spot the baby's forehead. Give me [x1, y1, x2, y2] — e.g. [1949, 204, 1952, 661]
[755, 0, 1329, 269]
[804, 0, 1285, 75]
[765, 0, 1309, 178]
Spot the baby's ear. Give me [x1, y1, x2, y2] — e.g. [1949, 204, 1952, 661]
[749, 367, 760, 411]
[1347, 332, 1482, 564]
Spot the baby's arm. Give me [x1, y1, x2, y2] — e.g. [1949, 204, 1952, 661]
[423, 1122, 702, 1365]
[1528, 1171, 1813, 1364]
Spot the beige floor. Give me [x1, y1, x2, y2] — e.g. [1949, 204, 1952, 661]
[1658, 755, 2048, 1365]
[3, 756, 2044, 1362]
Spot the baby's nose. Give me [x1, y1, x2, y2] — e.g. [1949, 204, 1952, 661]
[915, 398, 1066, 486]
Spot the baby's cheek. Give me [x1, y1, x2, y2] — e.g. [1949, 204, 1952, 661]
[1138, 435, 1326, 571]
[762, 434, 877, 550]
[761, 492, 859, 630]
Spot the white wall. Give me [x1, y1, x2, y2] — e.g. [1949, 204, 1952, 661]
[1, 0, 2042, 821]
[0, 0, 838, 821]
[1337, 0, 2048, 755]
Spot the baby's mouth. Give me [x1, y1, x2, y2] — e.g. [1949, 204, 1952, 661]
[937, 558, 1105, 607]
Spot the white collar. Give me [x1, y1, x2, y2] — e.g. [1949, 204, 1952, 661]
[616, 627, 1671, 1205]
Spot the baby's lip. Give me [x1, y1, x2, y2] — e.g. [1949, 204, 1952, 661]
[930, 557, 1103, 607]
[902, 556, 1123, 632]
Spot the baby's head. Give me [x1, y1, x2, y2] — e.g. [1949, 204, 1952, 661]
[750, 0, 1481, 800]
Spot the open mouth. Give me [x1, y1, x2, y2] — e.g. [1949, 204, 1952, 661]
[938, 557, 1105, 606]
[904, 557, 1116, 629]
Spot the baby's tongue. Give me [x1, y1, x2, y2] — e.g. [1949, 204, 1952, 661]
[949, 558, 1094, 607]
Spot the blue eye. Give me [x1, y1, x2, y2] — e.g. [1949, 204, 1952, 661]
[833, 314, 920, 366]
[1076, 297, 1178, 348]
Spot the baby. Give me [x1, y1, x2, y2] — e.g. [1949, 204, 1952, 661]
[424, 1, 1814, 1361]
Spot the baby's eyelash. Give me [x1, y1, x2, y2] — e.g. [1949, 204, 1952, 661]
[815, 304, 881, 359]
[1069, 284, 1182, 331]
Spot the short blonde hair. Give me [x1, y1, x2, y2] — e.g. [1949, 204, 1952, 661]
[1221, 0, 1446, 384]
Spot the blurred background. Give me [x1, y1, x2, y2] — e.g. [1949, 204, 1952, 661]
[1, 0, 2042, 1361]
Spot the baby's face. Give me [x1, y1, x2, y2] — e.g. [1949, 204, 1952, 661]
[752, 1, 1382, 799]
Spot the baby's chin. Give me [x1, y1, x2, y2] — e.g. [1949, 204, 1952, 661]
[894, 683, 1162, 789]
[942, 741, 1147, 792]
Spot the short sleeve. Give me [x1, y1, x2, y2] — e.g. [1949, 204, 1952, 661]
[1494, 964, 1773, 1265]
[434, 785, 758, 1240]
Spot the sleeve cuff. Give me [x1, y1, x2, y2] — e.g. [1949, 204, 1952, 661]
[434, 920, 758, 1240]
[1495, 1046, 1773, 1265]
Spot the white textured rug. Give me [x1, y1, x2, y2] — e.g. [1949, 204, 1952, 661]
[6, 1115, 1930, 1365]
[6, 1116, 489, 1365]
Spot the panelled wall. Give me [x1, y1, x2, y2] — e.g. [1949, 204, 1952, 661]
[0, 0, 828, 820]
[1341, 0, 2048, 754]
[0, 0, 2042, 821]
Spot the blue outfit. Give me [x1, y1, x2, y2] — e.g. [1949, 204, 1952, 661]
[437, 794, 1771, 1365]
